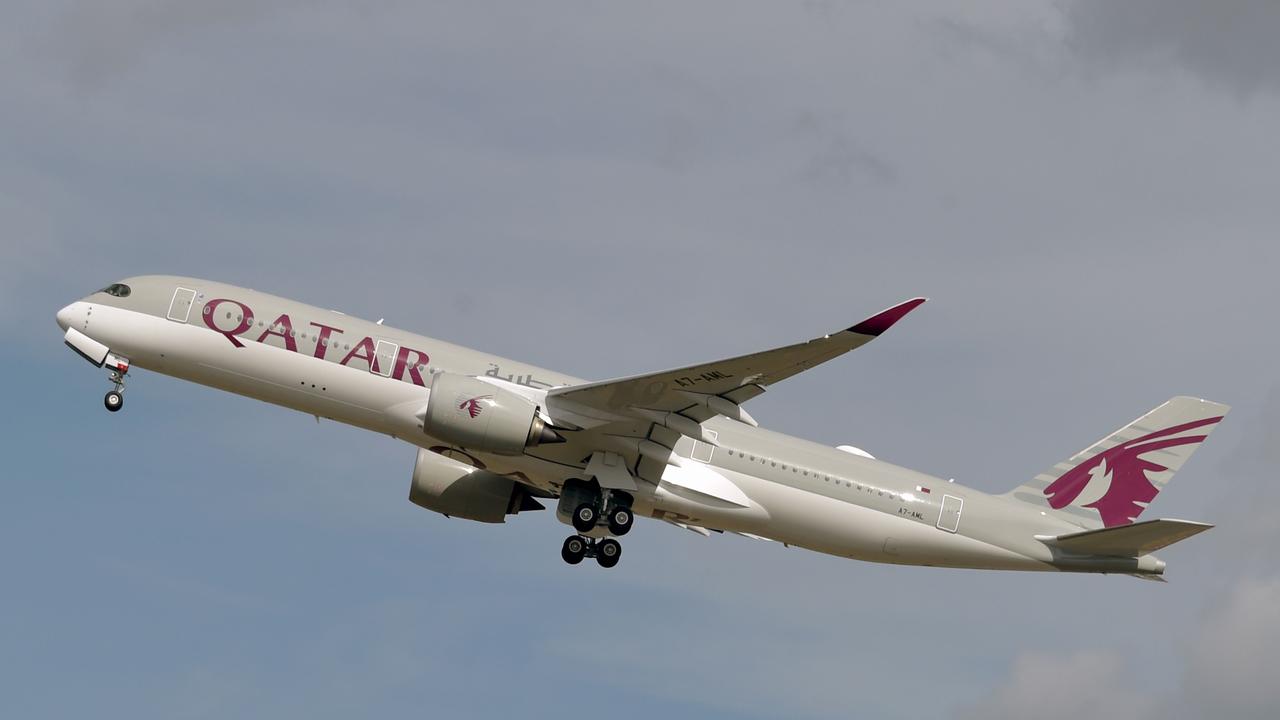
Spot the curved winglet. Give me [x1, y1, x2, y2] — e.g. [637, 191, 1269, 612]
[847, 297, 927, 337]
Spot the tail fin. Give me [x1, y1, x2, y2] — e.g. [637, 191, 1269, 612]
[1006, 396, 1229, 528]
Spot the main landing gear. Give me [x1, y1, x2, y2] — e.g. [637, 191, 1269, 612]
[560, 535, 622, 569]
[558, 479, 634, 569]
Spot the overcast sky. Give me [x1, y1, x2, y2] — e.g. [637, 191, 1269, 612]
[3, 2, 1279, 718]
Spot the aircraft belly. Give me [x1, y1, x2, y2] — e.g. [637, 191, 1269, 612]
[739, 477, 1048, 570]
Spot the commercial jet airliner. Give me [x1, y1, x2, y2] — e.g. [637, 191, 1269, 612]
[57, 277, 1226, 575]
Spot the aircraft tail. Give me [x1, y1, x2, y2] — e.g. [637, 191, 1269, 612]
[1005, 396, 1229, 528]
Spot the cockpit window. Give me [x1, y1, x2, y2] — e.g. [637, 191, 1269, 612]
[98, 283, 131, 298]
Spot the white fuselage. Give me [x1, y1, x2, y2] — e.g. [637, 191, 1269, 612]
[58, 277, 1122, 573]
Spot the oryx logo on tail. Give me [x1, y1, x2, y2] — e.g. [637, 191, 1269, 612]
[459, 395, 492, 419]
[1043, 416, 1223, 526]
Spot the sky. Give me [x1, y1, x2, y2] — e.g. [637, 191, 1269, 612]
[2, 1, 1279, 718]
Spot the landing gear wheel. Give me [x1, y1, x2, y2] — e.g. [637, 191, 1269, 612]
[607, 506, 634, 536]
[104, 391, 124, 412]
[596, 538, 622, 568]
[561, 535, 587, 565]
[572, 503, 599, 533]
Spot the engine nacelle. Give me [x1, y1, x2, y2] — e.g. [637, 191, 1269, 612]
[408, 448, 541, 523]
[422, 373, 560, 455]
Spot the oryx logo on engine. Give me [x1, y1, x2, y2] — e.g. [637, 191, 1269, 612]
[458, 395, 492, 419]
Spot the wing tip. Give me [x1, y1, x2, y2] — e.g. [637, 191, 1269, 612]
[847, 297, 927, 336]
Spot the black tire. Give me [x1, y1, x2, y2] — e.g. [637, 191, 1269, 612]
[561, 536, 586, 565]
[104, 391, 123, 413]
[607, 506, 634, 536]
[596, 538, 621, 568]
[572, 503, 599, 533]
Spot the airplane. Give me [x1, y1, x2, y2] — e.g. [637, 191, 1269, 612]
[56, 276, 1227, 576]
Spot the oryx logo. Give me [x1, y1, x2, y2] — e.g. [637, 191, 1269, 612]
[458, 395, 492, 419]
[1043, 416, 1223, 526]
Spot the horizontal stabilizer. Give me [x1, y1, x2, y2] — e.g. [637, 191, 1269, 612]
[1037, 518, 1213, 557]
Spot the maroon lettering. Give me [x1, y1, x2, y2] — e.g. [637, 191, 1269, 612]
[309, 322, 344, 360]
[257, 313, 298, 353]
[340, 336, 378, 372]
[201, 298, 254, 348]
[393, 346, 431, 386]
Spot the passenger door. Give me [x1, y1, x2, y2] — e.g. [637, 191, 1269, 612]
[167, 287, 197, 323]
[937, 494, 963, 533]
[373, 340, 398, 377]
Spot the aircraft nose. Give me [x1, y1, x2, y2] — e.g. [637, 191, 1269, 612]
[56, 303, 75, 331]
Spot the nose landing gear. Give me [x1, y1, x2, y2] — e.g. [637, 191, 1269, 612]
[103, 356, 130, 413]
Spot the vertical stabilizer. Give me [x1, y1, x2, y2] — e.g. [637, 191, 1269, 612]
[1006, 397, 1228, 528]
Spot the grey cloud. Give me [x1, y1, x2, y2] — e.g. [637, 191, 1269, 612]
[790, 111, 896, 187]
[45, 0, 299, 89]
[1064, 0, 1280, 97]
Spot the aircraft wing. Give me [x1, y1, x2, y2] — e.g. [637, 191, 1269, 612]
[546, 298, 925, 428]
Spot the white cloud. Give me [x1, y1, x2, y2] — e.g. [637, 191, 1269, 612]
[1180, 578, 1280, 718]
[956, 650, 1156, 720]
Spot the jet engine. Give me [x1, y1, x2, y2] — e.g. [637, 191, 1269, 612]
[421, 373, 561, 455]
[408, 448, 543, 523]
